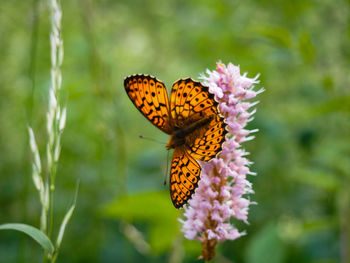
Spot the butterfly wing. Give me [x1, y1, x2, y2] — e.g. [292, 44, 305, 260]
[186, 117, 227, 161]
[170, 78, 227, 162]
[169, 147, 201, 208]
[124, 74, 172, 134]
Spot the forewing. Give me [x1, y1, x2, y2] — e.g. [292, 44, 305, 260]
[169, 147, 201, 209]
[170, 78, 208, 121]
[170, 78, 227, 162]
[124, 74, 171, 134]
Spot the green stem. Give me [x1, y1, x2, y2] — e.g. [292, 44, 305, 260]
[42, 174, 50, 263]
[48, 187, 54, 240]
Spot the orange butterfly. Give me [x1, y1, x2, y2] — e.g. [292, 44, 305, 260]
[124, 74, 227, 208]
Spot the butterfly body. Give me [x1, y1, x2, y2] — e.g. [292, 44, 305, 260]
[124, 74, 227, 208]
[166, 114, 214, 150]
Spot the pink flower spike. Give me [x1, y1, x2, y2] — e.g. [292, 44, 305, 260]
[180, 62, 262, 261]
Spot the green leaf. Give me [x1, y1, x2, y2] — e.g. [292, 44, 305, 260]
[0, 223, 54, 255]
[103, 191, 181, 253]
[104, 191, 180, 223]
[56, 180, 79, 249]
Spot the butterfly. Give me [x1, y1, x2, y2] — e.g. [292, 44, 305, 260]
[124, 74, 227, 208]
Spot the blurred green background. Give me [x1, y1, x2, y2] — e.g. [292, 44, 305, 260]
[0, 0, 349, 262]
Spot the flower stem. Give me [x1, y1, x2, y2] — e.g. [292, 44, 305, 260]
[200, 234, 217, 262]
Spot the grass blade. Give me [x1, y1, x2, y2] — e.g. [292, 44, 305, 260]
[0, 223, 54, 255]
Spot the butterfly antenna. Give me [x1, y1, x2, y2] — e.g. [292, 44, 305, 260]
[163, 149, 171, 186]
[139, 135, 166, 145]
